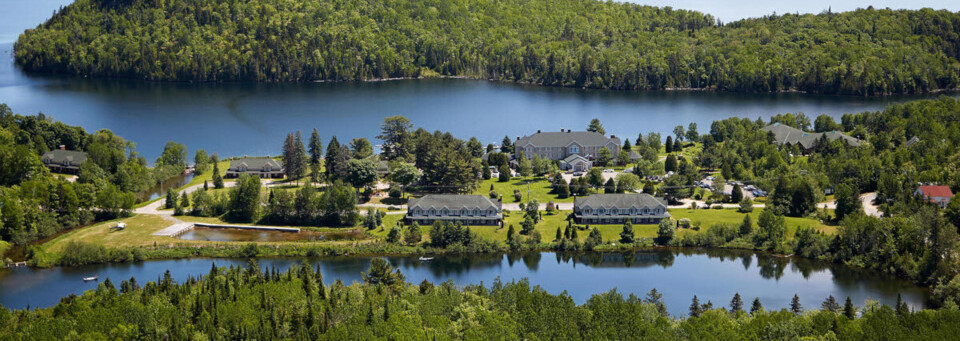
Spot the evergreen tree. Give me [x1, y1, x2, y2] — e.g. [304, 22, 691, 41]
[822, 295, 841, 313]
[664, 154, 678, 172]
[645, 289, 668, 316]
[790, 294, 802, 314]
[844, 297, 856, 318]
[309, 128, 323, 183]
[212, 159, 224, 189]
[665, 136, 673, 153]
[689, 295, 703, 317]
[750, 298, 763, 314]
[730, 184, 743, 203]
[604, 178, 617, 193]
[165, 189, 178, 209]
[896, 293, 910, 316]
[555, 227, 562, 241]
[730, 293, 743, 313]
[325, 137, 342, 180]
[500, 136, 513, 153]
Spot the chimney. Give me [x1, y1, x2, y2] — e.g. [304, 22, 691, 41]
[59, 145, 66, 150]
[537, 129, 541, 134]
[610, 135, 616, 139]
[516, 136, 520, 141]
[566, 129, 571, 133]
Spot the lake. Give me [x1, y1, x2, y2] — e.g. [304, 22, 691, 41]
[0, 250, 929, 316]
[2, 0, 959, 161]
[3, 42, 956, 161]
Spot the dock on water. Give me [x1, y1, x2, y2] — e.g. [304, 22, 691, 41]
[152, 222, 300, 237]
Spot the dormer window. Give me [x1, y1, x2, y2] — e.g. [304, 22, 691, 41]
[570, 146, 580, 154]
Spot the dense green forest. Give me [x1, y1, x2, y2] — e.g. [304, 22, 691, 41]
[13, 0, 960, 95]
[2, 261, 959, 339]
[0, 104, 187, 245]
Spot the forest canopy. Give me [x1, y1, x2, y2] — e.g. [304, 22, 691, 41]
[13, 0, 960, 95]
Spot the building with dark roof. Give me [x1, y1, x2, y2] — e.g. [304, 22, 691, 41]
[42, 149, 87, 174]
[406, 194, 502, 226]
[514, 130, 621, 171]
[915, 185, 954, 209]
[762, 123, 860, 153]
[225, 157, 284, 178]
[574, 193, 669, 224]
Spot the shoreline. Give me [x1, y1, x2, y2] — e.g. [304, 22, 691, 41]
[13, 66, 960, 98]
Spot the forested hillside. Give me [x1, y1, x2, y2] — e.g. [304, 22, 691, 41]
[13, 0, 960, 95]
[3, 260, 960, 339]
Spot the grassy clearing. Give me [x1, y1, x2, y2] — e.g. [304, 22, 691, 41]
[41, 215, 173, 253]
[471, 177, 573, 203]
[669, 208, 836, 236]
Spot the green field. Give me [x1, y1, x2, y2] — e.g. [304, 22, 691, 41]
[472, 177, 574, 203]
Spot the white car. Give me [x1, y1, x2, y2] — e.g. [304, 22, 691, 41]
[603, 169, 615, 173]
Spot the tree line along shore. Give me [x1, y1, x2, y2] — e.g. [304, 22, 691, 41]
[11, 0, 960, 95]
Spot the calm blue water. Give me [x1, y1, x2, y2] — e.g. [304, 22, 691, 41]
[0, 251, 930, 317]
[2, 2, 958, 161]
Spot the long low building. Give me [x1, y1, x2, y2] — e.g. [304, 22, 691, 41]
[225, 157, 284, 178]
[574, 193, 670, 224]
[762, 123, 860, 153]
[406, 194, 503, 226]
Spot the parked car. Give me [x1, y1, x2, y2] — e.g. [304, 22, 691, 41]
[603, 169, 615, 173]
[573, 171, 584, 177]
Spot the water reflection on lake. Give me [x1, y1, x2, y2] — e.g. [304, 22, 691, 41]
[176, 227, 365, 242]
[0, 249, 929, 316]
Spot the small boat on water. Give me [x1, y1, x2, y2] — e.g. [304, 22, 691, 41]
[82, 276, 99, 282]
[418, 257, 434, 261]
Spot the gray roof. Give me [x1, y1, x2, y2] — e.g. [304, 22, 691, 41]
[517, 131, 620, 148]
[408, 194, 501, 211]
[562, 154, 589, 163]
[41, 150, 87, 165]
[574, 193, 667, 210]
[228, 157, 283, 171]
[628, 150, 641, 160]
[905, 136, 920, 147]
[762, 123, 860, 149]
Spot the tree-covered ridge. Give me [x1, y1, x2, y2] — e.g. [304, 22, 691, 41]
[13, 0, 960, 95]
[3, 261, 960, 339]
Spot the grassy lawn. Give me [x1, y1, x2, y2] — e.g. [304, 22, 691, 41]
[472, 177, 573, 203]
[41, 215, 174, 253]
[669, 208, 837, 236]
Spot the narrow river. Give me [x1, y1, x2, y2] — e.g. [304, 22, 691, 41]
[0, 250, 928, 317]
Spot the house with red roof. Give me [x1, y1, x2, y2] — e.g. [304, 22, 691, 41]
[914, 185, 954, 209]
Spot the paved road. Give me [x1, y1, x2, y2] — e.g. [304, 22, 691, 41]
[820, 192, 881, 217]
